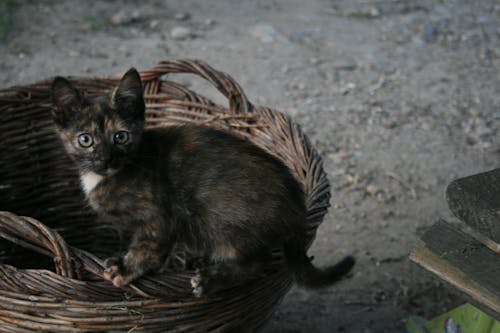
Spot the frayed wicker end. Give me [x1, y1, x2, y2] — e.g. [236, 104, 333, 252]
[0, 59, 331, 332]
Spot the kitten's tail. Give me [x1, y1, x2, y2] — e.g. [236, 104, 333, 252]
[284, 241, 355, 288]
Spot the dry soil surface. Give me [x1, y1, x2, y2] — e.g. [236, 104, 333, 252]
[1, 0, 499, 332]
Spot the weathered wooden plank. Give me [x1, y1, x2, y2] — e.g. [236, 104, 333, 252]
[447, 168, 500, 243]
[410, 220, 500, 320]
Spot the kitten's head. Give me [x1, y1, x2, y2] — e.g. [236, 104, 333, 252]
[52, 68, 145, 176]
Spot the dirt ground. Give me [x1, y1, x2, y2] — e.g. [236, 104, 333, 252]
[1, 0, 499, 332]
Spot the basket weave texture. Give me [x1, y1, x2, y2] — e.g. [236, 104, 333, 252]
[0, 59, 331, 332]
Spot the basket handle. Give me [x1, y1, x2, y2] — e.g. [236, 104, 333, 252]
[0, 211, 77, 279]
[139, 59, 253, 115]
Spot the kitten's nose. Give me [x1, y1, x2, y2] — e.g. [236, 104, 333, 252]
[99, 158, 111, 170]
[101, 158, 111, 169]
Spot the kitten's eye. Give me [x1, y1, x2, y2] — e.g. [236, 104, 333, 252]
[77, 133, 93, 148]
[113, 131, 129, 144]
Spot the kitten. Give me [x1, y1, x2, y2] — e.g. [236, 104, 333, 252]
[51, 69, 355, 296]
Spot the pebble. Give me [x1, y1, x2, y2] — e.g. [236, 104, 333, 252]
[366, 184, 379, 196]
[68, 50, 80, 57]
[332, 59, 357, 71]
[250, 23, 279, 43]
[468, 108, 481, 117]
[420, 121, 431, 131]
[342, 82, 356, 95]
[309, 57, 320, 65]
[109, 10, 141, 26]
[170, 26, 193, 40]
[368, 7, 380, 17]
[331, 6, 380, 18]
[204, 18, 215, 26]
[109, 13, 125, 26]
[175, 12, 191, 21]
[149, 20, 159, 29]
[131, 10, 140, 20]
[334, 202, 346, 210]
[346, 174, 361, 185]
[383, 120, 398, 129]
[352, 151, 364, 159]
[422, 23, 438, 43]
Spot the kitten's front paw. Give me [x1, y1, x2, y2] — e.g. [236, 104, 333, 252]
[190, 271, 204, 298]
[103, 256, 135, 288]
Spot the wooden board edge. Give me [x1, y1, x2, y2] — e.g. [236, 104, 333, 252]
[410, 240, 500, 320]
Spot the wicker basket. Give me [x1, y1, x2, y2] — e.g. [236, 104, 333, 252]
[0, 59, 331, 332]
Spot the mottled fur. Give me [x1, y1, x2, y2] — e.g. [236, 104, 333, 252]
[52, 69, 354, 295]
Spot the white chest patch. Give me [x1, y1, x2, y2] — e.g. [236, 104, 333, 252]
[80, 172, 104, 196]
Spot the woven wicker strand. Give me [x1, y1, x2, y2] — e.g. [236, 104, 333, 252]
[0, 59, 331, 332]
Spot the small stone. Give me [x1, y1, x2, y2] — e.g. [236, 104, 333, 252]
[383, 120, 397, 129]
[204, 18, 215, 26]
[352, 150, 363, 159]
[368, 7, 380, 17]
[366, 184, 378, 196]
[342, 82, 356, 95]
[421, 122, 431, 131]
[334, 202, 346, 209]
[109, 13, 125, 26]
[328, 105, 337, 112]
[332, 59, 357, 71]
[175, 13, 191, 21]
[68, 50, 80, 57]
[109, 11, 133, 26]
[304, 98, 314, 105]
[340, 151, 350, 160]
[131, 10, 140, 20]
[309, 57, 320, 65]
[422, 23, 438, 43]
[466, 136, 477, 146]
[250, 23, 279, 43]
[469, 108, 481, 117]
[346, 174, 361, 185]
[376, 192, 386, 202]
[170, 26, 193, 40]
[109, 10, 141, 26]
[149, 20, 159, 29]
[175, 12, 191, 21]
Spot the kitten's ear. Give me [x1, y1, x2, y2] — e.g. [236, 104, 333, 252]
[112, 68, 145, 120]
[52, 77, 83, 127]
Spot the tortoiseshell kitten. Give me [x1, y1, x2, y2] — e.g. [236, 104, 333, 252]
[51, 69, 354, 296]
